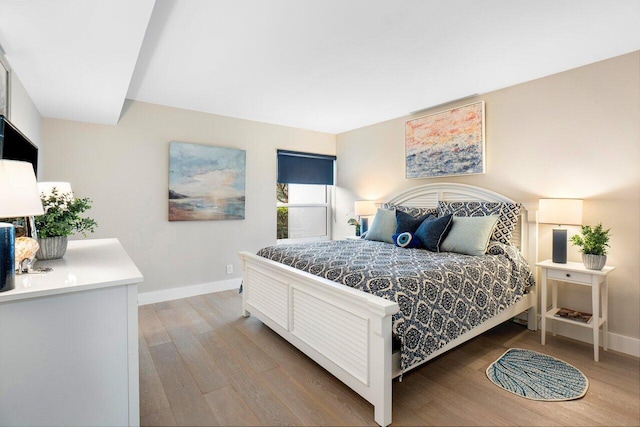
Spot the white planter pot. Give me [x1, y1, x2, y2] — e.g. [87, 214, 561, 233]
[582, 254, 606, 270]
[36, 236, 69, 260]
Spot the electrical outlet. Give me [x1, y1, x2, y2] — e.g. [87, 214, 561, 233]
[226, 264, 233, 274]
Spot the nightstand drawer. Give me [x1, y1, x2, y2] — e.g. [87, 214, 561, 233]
[547, 269, 592, 284]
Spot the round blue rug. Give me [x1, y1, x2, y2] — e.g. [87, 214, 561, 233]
[486, 348, 589, 401]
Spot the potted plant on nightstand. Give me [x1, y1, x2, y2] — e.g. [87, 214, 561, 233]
[347, 218, 361, 236]
[35, 187, 98, 260]
[570, 223, 611, 270]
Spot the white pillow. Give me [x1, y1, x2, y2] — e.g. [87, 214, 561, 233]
[440, 215, 499, 256]
[364, 208, 396, 243]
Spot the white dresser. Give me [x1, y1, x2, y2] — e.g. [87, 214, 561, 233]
[0, 238, 143, 427]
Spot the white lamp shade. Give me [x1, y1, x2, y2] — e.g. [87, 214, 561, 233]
[0, 160, 44, 218]
[354, 200, 377, 216]
[538, 198, 583, 225]
[38, 182, 73, 200]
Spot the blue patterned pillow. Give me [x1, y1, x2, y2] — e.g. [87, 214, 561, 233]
[414, 214, 453, 252]
[438, 201, 521, 245]
[395, 210, 434, 234]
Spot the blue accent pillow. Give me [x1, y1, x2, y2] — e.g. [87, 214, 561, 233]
[395, 210, 434, 234]
[415, 214, 454, 252]
[392, 232, 421, 248]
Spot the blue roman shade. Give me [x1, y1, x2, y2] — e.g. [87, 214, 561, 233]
[277, 150, 336, 185]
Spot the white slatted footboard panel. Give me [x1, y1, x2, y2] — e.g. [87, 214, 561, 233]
[246, 268, 289, 330]
[291, 287, 370, 385]
[240, 251, 398, 426]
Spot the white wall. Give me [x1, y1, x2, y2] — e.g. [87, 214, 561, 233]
[41, 101, 335, 296]
[334, 52, 640, 347]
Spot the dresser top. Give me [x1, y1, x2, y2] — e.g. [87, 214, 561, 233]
[0, 238, 143, 303]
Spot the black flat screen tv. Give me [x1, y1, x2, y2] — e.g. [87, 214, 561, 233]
[0, 115, 38, 174]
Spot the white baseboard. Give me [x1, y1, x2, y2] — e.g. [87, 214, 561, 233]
[607, 331, 640, 358]
[538, 317, 640, 358]
[137, 278, 242, 306]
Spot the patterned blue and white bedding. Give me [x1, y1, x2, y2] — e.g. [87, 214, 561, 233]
[257, 239, 535, 372]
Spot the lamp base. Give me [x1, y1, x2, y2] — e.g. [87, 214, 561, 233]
[552, 228, 567, 264]
[1, 223, 15, 292]
[361, 217, 370, 235]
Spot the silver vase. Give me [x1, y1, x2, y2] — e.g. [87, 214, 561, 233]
[582, 254, 606, 270]
[36, 236, 69, 260]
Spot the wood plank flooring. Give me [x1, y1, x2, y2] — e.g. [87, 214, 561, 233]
[139, 290, 640, 426]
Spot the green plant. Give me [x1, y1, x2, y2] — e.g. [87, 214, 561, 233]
[35, 187, 98, 238]
[347, 218, 361, 236]
[570, 223, 611, 256]
[277, 206, 289, 239]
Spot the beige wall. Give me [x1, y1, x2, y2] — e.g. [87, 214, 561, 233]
[41, 101, 335, 294]
[335, 51, 640, 344]
[36, 51, 640, 349]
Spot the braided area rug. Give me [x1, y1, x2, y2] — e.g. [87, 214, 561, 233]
[486, 348, 589, 401]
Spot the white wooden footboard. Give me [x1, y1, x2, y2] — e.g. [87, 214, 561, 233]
[239, 251, 399, 426]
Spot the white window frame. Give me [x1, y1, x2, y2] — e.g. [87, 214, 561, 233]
[277, 185, 332, 244]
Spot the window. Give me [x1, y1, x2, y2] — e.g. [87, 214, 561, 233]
[276, 150, 335, 242]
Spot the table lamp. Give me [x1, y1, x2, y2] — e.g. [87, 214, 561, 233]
[0, 160, 44, 292]
[38, 182, 73, 198]
[38, 182, 74, 212]
[538, 198, 583, 264]
[354, 200, 377, 234]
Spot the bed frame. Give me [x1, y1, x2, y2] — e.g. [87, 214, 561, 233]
[238, 183, 537, 426]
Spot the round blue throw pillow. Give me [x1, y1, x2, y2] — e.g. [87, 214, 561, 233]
[393, 232, 421, 248]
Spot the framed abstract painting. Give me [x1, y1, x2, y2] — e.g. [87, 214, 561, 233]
[405, 101, 485, 179]
[169, 141, 246, 221]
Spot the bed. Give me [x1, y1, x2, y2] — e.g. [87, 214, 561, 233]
[238, 183, 538, 426]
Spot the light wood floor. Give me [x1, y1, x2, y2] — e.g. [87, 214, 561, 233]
[139, 290, 640, 426]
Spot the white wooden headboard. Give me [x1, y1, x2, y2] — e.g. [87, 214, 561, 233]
[383, 182, 532, 264]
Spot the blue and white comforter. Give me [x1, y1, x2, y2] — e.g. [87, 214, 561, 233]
[257, 239, 535, 372]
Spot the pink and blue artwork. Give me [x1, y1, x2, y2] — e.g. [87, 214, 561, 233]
[405, 101, 485, 179]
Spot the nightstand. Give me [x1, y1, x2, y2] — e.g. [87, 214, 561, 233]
[537, 259, 615, 361]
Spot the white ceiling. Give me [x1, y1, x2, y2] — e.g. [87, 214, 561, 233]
[0, 0, 155, 125]
[0, 1, 638, 134]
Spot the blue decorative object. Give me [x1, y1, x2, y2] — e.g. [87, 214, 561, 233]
[360, 217, 369, 235]
[0, 223, 15, 292]
[486, 348, 589, 401]
[393, 232, 421, 248]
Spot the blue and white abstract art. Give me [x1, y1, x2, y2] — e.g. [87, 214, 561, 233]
[169, 141, 246, 221]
